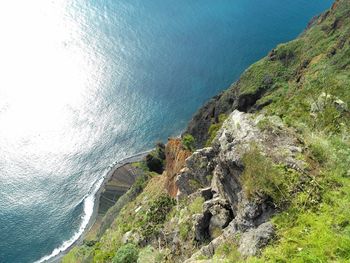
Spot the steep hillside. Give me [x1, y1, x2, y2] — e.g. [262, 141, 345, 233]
[63, 0, 350, 262]
[186, 0, 350, 148]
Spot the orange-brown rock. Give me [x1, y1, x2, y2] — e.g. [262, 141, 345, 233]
[164, 138, 192, 197]
[331, 0, 340, 11]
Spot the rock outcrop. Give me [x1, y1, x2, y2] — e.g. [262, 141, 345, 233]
[63, 1, 350, 261]
[176, 110, 306, 260]
[185, 74, 275, 148]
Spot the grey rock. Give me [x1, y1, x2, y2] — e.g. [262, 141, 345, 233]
[193, 213, 211, 242]
[238, 222, 275, 256]
[122, 231, 133, 244]
[122, 231, 141, 245]
[311, 92, 348, 114]
[179, 110, 306, 261]
[203, 198, 233, 231]
[176, 148, 215, 198]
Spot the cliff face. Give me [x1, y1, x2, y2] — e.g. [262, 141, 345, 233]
[164, 138, 192, 197]
[63, 1, 350, 262]
[174, 110, 307, 260]
[186, 0, 350, 148]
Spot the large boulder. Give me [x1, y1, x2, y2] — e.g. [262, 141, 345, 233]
[176, 147, 215, 198]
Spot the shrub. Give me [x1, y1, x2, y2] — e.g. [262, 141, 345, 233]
[145, 142, 166, 174]
[309, 137, 329, 164]
[147, 194, 176, 224]
[182, 134, 196, 151]
[142, 194, 176, 238]
[113, 243, 139, 263]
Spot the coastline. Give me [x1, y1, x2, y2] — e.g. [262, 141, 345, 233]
[45, 150, 151, 263]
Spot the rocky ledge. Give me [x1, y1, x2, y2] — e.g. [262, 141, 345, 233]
[169, 110, 307, 260]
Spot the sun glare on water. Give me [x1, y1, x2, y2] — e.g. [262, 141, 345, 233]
[0, 3, 108, 261]
[0, 0, 103, 154]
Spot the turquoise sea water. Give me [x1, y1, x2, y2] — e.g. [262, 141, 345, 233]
[0, 1, 333, 262]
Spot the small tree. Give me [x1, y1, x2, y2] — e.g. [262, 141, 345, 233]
[182, 134, 195, 151]
[113, 243, 139, 263]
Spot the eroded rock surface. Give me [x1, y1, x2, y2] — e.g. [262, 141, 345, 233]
[177, 110, 307, 260]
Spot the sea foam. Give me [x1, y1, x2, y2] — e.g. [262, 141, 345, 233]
[35, 176, 104, 263]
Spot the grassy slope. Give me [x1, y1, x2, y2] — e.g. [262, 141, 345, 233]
[64, 1, 350, 262]
[214, 0, 350, 261]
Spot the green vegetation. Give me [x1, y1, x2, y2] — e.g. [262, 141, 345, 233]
[182, 134, 196, 151]
[206, 114, 228, 146]
[218, 1, 350, 261]
[241, 143, 300, 208]
[131, 161, 149, 172]
[113, 244, 139, 263]
[137, 246, 164, 263]
[241, 1, 350, 260]
[141, 194, 176, 239]
[145, 142, 166, 174]
[64, 1, 350, 262]
[188, 196, 205, 214]
[63, 175, 170, 262]
[212, 240, 241, 262]
[167, 196, 205, 243]
[62, 246, 89, 263]
[247, 136, 350, 262]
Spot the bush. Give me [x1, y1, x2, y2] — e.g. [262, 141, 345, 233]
[142, 194, 176, 238]
[309, 137, 329, 164]
[145, 142, 166, 173]
[145, 153, 163, 174]
[182, 134, 196, 151]
[113, 243, 139, 263]
[147, 194, 176, 224]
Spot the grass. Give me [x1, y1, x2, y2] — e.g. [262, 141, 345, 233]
[241, 143, 300, 208]
[188, 196, 205, 214]
[137, 246, 164, 263]
[239, 2, 350, 260]
[167, 196, 205, 242]
[212, 240, 241, 262]
[131, 161, 149, 172]
[247, 136, 350, 262]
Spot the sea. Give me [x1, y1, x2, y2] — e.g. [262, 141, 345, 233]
[0, 0, 333, 262]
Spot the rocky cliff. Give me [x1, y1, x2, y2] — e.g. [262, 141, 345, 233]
[63, 0, 350, 262]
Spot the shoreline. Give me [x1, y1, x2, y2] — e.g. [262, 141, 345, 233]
[46, 150, 151, 263]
